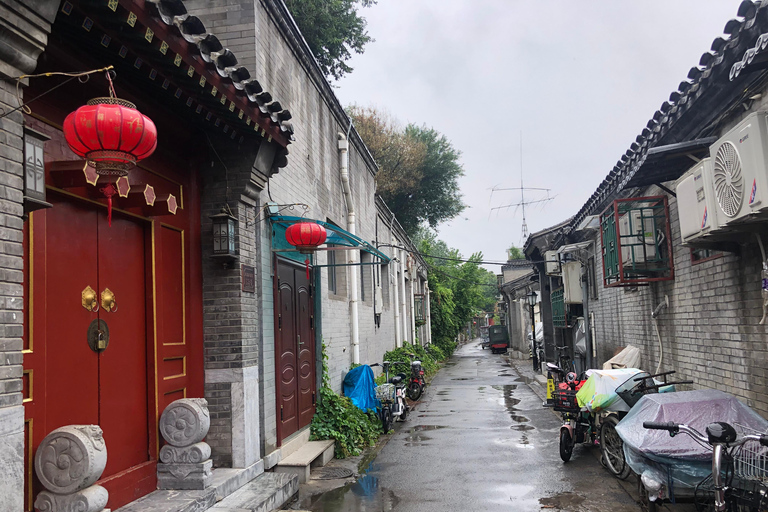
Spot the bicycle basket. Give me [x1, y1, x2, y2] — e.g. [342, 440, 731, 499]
[553, 389, 580, 412]
[733, 428, 768, 484]
[375, 383, 395, 401]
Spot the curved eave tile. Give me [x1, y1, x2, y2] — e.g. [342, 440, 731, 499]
[144, 0, 294, 143]
[571, 1, 766, 230]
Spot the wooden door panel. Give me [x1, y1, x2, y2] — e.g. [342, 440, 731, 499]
[43, 198, 100, 431]
[277, 261, 298, 436]
[296, 268, 315, 429]
[96, 211, 149, 478]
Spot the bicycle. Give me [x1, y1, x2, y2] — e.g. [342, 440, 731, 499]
[644, 420, 768, 512]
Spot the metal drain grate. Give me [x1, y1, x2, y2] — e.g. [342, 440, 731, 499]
[312, 466, 354, 480]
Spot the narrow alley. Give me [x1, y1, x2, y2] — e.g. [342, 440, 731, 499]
[293, 340, 640, 511]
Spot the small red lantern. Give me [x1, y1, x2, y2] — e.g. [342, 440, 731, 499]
[63, 97, 157, 176]
[285, 222, 327, 253]
[285, 222, 327, 279]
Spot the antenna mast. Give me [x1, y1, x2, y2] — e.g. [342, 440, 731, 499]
[520, 132, 528, 238]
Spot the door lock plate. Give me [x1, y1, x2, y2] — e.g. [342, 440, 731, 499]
[87, 319, 110, 353]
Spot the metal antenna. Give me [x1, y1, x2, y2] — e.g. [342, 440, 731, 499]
[487, 133, 554, 243]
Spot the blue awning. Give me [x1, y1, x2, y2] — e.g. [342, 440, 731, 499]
[270, 216, 391, 263]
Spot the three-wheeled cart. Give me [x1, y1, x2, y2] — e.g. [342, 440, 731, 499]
[488, 325, 509, 354]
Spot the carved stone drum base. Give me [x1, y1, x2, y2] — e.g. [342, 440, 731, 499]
[157, 460, 213, 490]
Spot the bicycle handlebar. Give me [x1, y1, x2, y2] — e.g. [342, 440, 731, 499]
[643, 421, 680, 434]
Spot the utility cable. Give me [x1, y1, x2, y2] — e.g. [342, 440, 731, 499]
[0, 66, 115, 120]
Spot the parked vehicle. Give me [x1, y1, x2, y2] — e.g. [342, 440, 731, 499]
[617, 389, 768, 512]
[480, 325, 490, 349]
[372, 361, 409, 433]
[488, 325, 509, 354]
[553, 371, 597, 462]
[405, 353, 425, 401]
[600, 370, 692, 480]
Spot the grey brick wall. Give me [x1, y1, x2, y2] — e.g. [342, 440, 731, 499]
[186, 0, 423, 456]
[583, 184, 767, 415]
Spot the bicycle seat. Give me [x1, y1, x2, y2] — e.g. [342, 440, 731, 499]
[390, 375, 404, 385]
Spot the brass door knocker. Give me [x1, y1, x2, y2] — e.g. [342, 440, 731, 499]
[81, 286, 99, 312]
[100, 288, 117, 313]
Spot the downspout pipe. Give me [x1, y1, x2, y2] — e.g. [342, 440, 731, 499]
[425, 281, 432, 346]
[339, 132, 360, 364]
[392, 234, 402, 348]
[400, 248, 408, 344]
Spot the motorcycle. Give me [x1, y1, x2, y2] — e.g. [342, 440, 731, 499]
[406, 353, 425, 401]
[372, 361, 409, 433]
[553, 371, 597, 462]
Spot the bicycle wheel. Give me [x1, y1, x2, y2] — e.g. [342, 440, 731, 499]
[601, 415, 631, 480]
[408, 381, 423, 401]
[638, 477, 659, 512]
[381, 406, 392, 433]
[560, 429, 574, 462]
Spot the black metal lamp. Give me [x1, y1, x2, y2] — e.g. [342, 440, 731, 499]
[23, 127, 52, 215]
[526, 290, 539, 371]
[210, 208, 238, 267]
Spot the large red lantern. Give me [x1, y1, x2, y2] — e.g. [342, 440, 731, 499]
[63, 97, 157, 177]
[286, 222, 327, 279]
[285, 222, 327, 253]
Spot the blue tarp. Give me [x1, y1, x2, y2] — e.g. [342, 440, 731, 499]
[343, 365, 379, 411]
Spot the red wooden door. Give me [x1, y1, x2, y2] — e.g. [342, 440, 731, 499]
[27, 194, 152, 507]
[275, 258, 316, 442]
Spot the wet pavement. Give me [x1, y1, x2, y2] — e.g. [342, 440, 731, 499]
[291, 339, 642, 511]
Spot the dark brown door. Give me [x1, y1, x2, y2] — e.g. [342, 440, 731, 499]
[275, 258, 316, 443]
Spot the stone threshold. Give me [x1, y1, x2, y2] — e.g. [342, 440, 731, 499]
[116, 460, 265, 512]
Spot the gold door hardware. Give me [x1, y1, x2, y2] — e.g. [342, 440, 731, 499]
[81, 286, 99, 312]
[101, 288, 118, 313]
[87, 319, 110, 353]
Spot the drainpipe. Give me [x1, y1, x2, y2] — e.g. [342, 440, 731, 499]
[410, 263, 417, 344]
[392, 235, 402, 348]
[338, 132, 360, 364]
[400, 249, 408, 344]
[580, 264, 593, 371]
[425, 281, 432, 345]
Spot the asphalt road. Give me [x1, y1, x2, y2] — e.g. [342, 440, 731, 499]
[296, 339, 641, 511]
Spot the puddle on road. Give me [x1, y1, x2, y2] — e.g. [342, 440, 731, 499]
[510, 424, 535, 431]
[298, 463, 400, 512]
[539, 492, 585, 509]
[403, 425, 446, 447]
[492, 385, 534, 427]
[452, 377, 472, 380]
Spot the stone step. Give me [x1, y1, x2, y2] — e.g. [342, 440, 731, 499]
[279, 428, 310, 460]
[211, 472, 298, 512]
[273, 440, 335, 484]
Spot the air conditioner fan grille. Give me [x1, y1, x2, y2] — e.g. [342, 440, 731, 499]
[713, 141, 744, 218]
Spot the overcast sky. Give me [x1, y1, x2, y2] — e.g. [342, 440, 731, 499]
[334, 1, 742, 269]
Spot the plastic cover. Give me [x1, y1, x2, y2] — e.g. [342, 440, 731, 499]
[343, 365, 379, 412]
[616, 389, 768, 489]
[602, 345, 641, 370]
[576, 368, 642, 412]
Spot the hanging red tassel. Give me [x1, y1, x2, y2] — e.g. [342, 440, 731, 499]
[100, 183, 117, 227]
[305, 257, 310, 280]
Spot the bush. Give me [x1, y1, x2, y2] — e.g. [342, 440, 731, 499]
[382, 342, 441, 380]
[309, 343, 381, 458]
[434, 335, 457, 357]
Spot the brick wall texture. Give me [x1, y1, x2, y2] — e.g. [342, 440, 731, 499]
[185, 0, 424, 456]
[584, 183, 768, 416]
[0, 78, 25, 413]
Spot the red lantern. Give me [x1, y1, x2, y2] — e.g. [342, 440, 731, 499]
[63, 97, 157, 177]
[285, 222, 327, 253]
[286, 222, 327, 279]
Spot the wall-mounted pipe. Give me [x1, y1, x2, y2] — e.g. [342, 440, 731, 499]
[392, 234, 402, 348]
[338, 132, 360, 364]
[400, 248, 408, 343]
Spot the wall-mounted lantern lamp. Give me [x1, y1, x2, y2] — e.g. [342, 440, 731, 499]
[210, 208, 238, 268]
[23, 127, 52, 215]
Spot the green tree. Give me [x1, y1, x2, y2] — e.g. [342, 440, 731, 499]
[349, 107, 465, 236]
[284, 0, 376, 81]
[507, 246, 524, 260]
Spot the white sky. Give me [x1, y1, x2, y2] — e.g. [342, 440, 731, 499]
[334, 1, 742, 269]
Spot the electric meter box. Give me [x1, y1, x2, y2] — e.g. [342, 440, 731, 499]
[545, 251, 560, 275]
[562, 261, 583, 304]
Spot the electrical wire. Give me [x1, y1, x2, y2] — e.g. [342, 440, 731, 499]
[377, 243, 543, 266]
[0, 66, 115, 120]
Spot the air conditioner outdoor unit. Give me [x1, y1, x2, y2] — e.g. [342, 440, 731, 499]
[545, 250, 560, 275]
[675, 158, 722, 244]
[709, 111, 768, 224]
[562, 261, 583, 304]
[619, 209, 657, 266]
